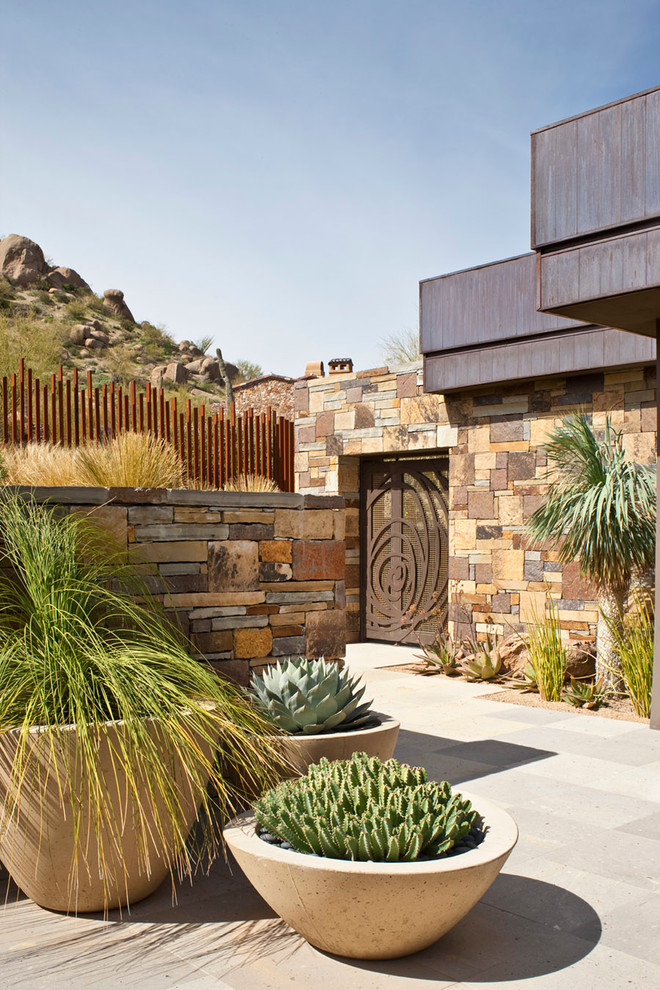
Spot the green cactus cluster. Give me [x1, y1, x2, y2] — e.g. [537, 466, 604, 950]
[251, 657, 376, 735]
[254, 752, 480, 862]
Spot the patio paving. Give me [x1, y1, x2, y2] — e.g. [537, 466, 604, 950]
[2, 641, 659, 988]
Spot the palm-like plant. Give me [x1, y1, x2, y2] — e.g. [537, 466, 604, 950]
[526, 414, 655, 688]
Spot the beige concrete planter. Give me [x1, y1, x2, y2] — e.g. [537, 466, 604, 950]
[0, 716, 219, 913]
[274, 713, 400, 776]
[225, 791, 518, 959]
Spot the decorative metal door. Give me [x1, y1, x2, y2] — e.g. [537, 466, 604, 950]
[361, 456, 449, 644]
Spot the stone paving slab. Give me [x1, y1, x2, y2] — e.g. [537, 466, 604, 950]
[1, 641, 659, 988]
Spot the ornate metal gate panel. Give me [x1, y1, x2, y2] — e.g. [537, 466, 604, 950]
[361, 456, 449, 644]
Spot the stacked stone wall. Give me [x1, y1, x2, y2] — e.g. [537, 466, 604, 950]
[25, 487, 346, 684]
[294, 362, 656, 646]
[232, 378, 296, 418]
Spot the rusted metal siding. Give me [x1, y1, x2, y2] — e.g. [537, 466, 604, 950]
[423, 328, 656, 393]
[532, 85, 660, 249]
[420, 253, 585, 353]
[538, 227, 660, 337]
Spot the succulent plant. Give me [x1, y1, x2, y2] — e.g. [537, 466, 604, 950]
[508, 661, 540, 692]
[416, 633, 462, 676]
[254, 752, 480, 862]
[562, 676, 608, 709]
[251, 657, 377, 735]
[460, 650, 503, 681]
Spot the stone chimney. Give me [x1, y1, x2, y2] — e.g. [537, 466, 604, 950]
[328, 358, 353, 375]
[305, 360, 325, 378]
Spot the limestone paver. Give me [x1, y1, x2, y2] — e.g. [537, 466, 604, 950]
[1, 641, 658, 988]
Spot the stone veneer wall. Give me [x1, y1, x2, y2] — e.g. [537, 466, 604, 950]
[294, 361, 656, 645]
[24, 487, 346, 684]
[232, 377, 296, 418]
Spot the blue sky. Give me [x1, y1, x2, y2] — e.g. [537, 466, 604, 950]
[1, 1, 658, 375]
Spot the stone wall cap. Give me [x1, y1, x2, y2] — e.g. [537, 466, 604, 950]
[3, 485, 306, 509]
[302, 495, 346, 508]
[356, 366, 389, 379]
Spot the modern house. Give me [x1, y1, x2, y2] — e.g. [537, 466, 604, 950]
[294, 85, 660, 723]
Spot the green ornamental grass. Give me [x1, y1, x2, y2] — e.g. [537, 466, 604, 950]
[0, 493, 283, 908]
[607, 597, 654, 718]
[525, 595, 567, 702]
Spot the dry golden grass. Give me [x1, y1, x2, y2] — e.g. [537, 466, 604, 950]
[1, 441, 281, 493]
[2, 434, 184, 489]
[77, 432, 184, 488]
[221, 473, 280, 492]
[1, 444, 80, 486]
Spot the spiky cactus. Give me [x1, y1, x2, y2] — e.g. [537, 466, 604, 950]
[254, 753, 480, 862]
[251, 657, 376, 735]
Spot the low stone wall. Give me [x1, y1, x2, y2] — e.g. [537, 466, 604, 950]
[23, 487, 346, 685]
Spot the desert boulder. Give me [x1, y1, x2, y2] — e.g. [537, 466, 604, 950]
[0, 234, 50, 286]
[103, 289, 135, 323]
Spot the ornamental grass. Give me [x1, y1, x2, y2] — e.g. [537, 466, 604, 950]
[524, 595, 567, 702]
[0, 493, 283, 909]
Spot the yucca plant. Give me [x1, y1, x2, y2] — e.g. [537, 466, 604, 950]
[527, 414, 655, 689]
[255, 753, 481, 862]
[252, 657, 376, 735]
[0, 493, 283, 912]
[525, 595, 568, 702]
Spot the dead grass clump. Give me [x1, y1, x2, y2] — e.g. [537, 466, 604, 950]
[2, 434, 183, 489]
[77, 432, 184, 489]
[221, 474, 280, 492]
[1, 444, 80, 486]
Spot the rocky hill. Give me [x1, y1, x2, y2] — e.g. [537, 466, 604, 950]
[0, 234, 240, 398]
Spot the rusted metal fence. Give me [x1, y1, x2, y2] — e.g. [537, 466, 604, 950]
[1, 360, 295, 491]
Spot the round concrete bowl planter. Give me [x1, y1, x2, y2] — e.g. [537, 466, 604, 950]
[274, 712, 400, 776]
[0, 715, 220, 913]
[224, 792, 518, 960]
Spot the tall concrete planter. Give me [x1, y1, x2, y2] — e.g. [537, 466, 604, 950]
[0, 716, 220, 913]
[225, 792, 518, 960]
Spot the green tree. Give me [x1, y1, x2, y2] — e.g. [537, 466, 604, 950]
[526, 414, 655, 689]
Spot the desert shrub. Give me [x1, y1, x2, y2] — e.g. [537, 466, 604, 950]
[65, 298, 89, 322]
[380, 328, 420, 365]
[0, 313, 68, 381]
[140, 322, 177, 361]
[0, 278, 15, 310]
[234, 359, 263, 383]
